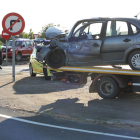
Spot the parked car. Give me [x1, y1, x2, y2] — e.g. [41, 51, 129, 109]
[35, 17, 140, 70]
[2, 38, 35, 61]
[29, 46, 60, 80]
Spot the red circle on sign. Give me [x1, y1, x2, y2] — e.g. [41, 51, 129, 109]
[2, 30, 11, 40]
[2, 12, 25, 36]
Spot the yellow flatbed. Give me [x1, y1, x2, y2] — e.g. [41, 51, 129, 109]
[46, 65, 140, 76]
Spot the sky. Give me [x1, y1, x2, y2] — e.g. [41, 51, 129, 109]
[0, 0, 140, 35]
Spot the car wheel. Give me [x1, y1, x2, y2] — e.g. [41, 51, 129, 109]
[45, 50, 65, 68]
[43, 67, 51, 80]
[128, 51, 140, 70]
[29, 64, 36, 77]
[96, 77, 120, 99]
[16, 53, 22, 61]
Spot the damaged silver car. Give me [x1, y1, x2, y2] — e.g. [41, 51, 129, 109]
[36, 17, 140, 70]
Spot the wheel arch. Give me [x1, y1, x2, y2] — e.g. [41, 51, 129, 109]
[124, 45, 140, 63]
[16, 51, 22, 57]
[91, 74, 127, 89]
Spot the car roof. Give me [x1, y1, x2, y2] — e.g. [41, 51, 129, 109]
[77, 17, 140, 29]
[8, 38, 32, 42]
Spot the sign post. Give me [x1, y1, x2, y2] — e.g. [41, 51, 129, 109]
[12, 35, 15, 82]
[6, 40, 7, 64]
[2, 12, 25, 82]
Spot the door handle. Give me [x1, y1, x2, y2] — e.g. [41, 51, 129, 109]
[93, 43, 99, 47]
[123, 38, 131, 42]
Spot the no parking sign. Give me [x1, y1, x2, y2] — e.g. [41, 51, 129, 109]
[2, 12, 25, 36]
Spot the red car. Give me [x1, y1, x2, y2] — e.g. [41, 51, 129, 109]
[2, 38, 35, 61]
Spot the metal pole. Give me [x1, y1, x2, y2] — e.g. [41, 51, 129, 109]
[12, 35, 15, 82]
[6, 40, 7, 64]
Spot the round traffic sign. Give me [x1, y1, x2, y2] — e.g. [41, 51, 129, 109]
[2, 12, 25, 36]
[2, 30, 11, 40]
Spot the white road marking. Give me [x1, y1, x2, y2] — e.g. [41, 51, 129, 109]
[0, 114, 140, 140]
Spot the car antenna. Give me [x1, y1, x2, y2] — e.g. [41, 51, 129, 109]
[134, 12, 140, 18]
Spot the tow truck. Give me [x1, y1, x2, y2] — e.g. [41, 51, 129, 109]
[44, 65, 140, 99]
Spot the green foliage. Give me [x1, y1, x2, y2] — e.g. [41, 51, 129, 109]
[22, 32, 29, 38]
[29, 29, 34, 39]
[39, 23, 60, 38]
[0, 41, 3, 46]
[0, 37, 6, 44]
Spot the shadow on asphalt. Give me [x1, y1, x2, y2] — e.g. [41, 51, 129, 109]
[0, 82, 13, 88]
[13, 76, 85, 94]
[38, 96, 140, 124]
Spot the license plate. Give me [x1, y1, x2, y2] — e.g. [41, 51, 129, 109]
[2, 53, 6, 55]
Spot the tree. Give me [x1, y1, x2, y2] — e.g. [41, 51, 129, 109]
[0, 37, 6, 44]
[0, 41, 3, 46]
[22, 32, 29, 38]
[39, 23, 60, 38]
[28, 29, 34, 39]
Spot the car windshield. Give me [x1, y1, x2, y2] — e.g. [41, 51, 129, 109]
[7, 41, 22, 47]
[66, 26, 73, 37]
[7, 41, 12, 46]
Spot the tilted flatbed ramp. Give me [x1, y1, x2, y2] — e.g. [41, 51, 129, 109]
[46, 66, 140, 76]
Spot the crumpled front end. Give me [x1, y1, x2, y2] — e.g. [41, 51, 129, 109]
[45, 26, 66, 39]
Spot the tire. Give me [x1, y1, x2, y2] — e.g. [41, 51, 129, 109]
[45, 50, 65, 68]
[16, 53, 22, 61]
[29, 63, 36, 77]
[43, 67, 51, 80]
[128, 51, 140, 70]
[96, 77, 120, 99]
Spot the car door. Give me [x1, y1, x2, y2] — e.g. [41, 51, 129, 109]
[28, 41, 34, 55]
[25, 41, 31, 56]
[68, 22, 104, 62]
[101, 20, 133, 61]
[21, 41, 28, 56]
[30, 47, 44, 74]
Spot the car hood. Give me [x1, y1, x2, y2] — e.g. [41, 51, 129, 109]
[45, 26, 66, 39]
[2, 46, 12, 49]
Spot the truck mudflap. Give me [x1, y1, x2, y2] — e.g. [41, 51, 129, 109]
[129, 76, 140, 92]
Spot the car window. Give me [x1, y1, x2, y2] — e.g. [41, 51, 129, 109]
[131, 24, 139, 34]
[88, 23, 102, 35]
[106, 21, 128, 36]
[30, 41, 34, 46]
[22, 42, 27, 47]
[15, 41, 22, 47]
[26, 41, 31, 46]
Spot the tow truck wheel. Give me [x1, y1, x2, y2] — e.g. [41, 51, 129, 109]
[16, 53, 22, 61]
[96, 77, 120, 99]
[29, 64, 36, 77]
[45, 50, 65, 68]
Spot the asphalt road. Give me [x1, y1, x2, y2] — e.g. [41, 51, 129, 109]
[0, 65, 29, 76]
[0, 106, 140, 140]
